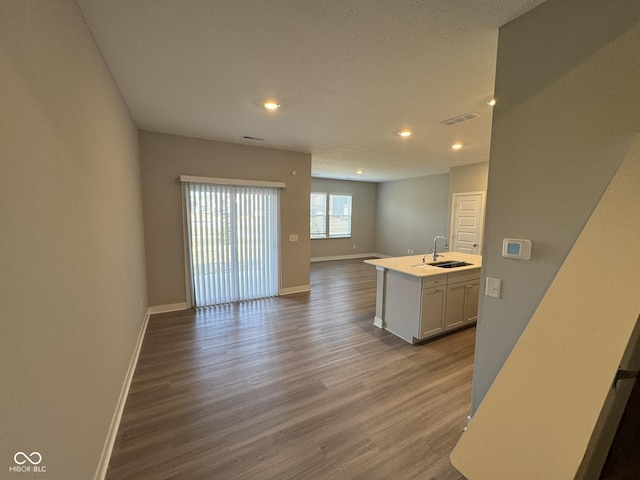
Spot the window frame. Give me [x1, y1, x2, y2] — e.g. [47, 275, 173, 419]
[310, 192, 327, 239]
[310, 192, 352, 239]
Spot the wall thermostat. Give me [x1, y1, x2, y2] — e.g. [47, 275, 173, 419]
[502, 238, 532, 260]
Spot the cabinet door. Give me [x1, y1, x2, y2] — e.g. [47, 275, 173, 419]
[419, 287, 445, 339]
[463, 279, 480, 323]
[445, 282, 466, 330]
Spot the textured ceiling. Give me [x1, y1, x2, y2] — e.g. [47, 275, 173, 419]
[76, 0, 547, 182]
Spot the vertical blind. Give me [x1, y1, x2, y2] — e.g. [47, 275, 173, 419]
[183, 181, 280, 307]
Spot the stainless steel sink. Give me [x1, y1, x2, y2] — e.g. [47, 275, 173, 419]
[428, 260, 472, 268]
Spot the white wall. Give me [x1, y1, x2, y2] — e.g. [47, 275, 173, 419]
[375, 174, 450, 257]
[470, 0, 640, 413]
[140, 131, 312, 307]
[311, 178, 377, 259]
[453, 136, 640, 479]
[0, 2, 148, 478]
[449, 162, 488, 196]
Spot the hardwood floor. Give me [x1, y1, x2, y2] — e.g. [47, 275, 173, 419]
[107, 259, 472, 480]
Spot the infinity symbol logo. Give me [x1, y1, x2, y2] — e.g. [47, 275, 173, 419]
[14, 451, 42, 465]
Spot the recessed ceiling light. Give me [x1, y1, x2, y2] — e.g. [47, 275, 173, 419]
[399, 130, 412, 137]
[356, 169, 364, 175]
[452, 143, 463, 150]
[488, 98, 496, 106]
[264, 100, 280, 110]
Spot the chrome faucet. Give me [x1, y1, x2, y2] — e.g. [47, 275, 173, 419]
[432, 235, 448, 261]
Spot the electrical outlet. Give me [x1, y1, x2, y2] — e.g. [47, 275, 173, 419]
[353, 244, 357, 250]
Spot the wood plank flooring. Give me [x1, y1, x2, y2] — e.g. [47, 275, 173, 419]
[107, 259, 472, 480]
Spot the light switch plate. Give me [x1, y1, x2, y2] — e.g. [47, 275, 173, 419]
[289, 234, 298, 242]
[486, 277, 502, 299]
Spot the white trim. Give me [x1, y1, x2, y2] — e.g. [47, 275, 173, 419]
[181, 183, 193, 309]
[464, 415, 473, 430]
[180, 175, 285, 189]
[449, 191, 486, 255]
[148, 302, 190, 314]
[373, 316, 384, 328]
[310, 253, 380, 262]
[95, 310, 150, 480]
[279, 285, 311, 295]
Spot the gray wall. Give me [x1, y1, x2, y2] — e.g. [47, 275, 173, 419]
[310, 178, 377, 259]
[140, 131, 312, 307]
[0, 2, 148, 478]
[471, 0, 640, 413]
[375, 174, 450, 257]
[449, 162, 488, 196]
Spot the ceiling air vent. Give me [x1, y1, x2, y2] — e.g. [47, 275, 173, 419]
[440, 112, 480, 126]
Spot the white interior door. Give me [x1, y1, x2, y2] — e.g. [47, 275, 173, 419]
[450, 192, 485, 255]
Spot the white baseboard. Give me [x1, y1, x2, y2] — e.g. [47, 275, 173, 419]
[279, 285, 311, 295]
[373, 316, 384, 328]
[310, 253, 381, 262]
[464, 415, 473, 431]
[147, 302, 190, 314]
[95, 310, 150, 480]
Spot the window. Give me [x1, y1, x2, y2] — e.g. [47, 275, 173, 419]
[310, 193, 352, 239]
[310, 193, 327, 238]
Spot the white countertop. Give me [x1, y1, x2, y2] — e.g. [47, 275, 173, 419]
[364, 252, 482, 278]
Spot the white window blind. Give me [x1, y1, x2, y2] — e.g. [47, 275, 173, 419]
[183, 181, 280, 307]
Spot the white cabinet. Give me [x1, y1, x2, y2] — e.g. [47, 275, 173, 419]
[444, 274, 481, 331]
[382, 268, 480, 344]
[420, 286, 446, 338]
[464, 279, 480, 324]
[444, 281, 467, 331]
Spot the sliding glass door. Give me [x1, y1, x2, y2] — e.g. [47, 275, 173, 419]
[183, 181, 279, 307]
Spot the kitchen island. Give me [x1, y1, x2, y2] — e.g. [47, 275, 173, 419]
[365, 252, 482, 344]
